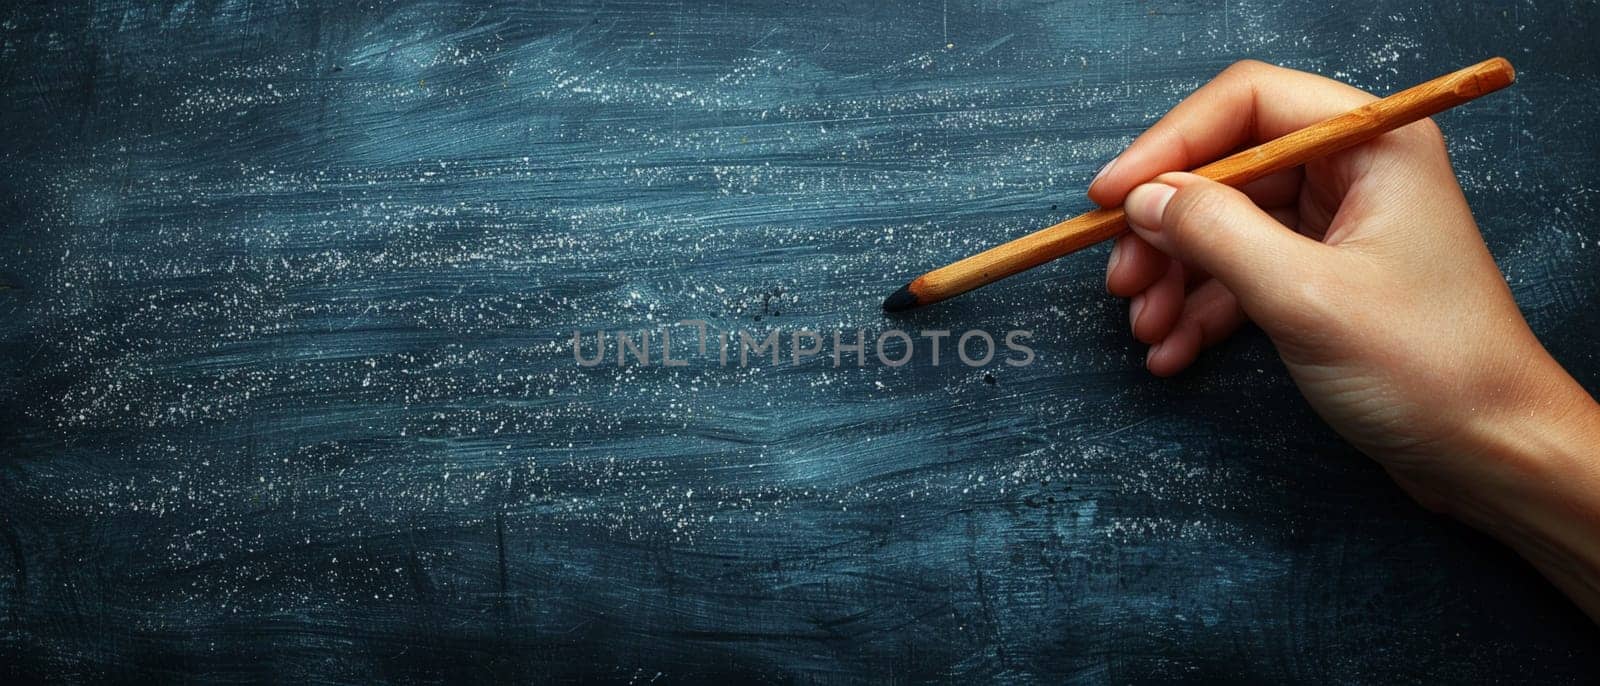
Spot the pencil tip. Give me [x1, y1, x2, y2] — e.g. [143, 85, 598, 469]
[882, 284, 919, 312]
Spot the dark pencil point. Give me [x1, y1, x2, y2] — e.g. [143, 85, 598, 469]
[882, 284, 919, 312]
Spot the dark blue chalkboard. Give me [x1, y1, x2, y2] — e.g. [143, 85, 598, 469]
[2, 0, 1597, 682]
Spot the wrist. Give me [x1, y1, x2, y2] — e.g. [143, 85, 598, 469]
[1429, 358, 1600, 619]
[1476, 350, 1600, 484]
[1447, 348, 1599, 513]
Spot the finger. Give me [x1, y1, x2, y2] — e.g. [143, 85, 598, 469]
[1133, 261, 1184, 344]
[1089, 60, 1378, 207]
[1125, 172, 1333, 323]
[1106, 234, 1168, 297]
[1146, 279, 1246, 377]
[1146, 319, 1201, 377]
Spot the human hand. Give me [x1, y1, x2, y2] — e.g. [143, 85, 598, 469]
[1091, 61, 1600, 619]
[1092, 60, 1585, 468]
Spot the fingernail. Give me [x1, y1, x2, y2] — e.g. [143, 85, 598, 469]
[1125, 182, 1177, 233]
[1129, 293, 1145, 333]
[1091, 154, 1120, 189]
[1145, 342, 1161, 369]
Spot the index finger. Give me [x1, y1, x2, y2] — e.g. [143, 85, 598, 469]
[1087, 60, 1378, 207]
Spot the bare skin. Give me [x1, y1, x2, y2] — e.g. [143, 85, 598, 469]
[1091, 60, 1600, 621]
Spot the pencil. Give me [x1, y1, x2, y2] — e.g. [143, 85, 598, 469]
[883, 57, 1516, 312]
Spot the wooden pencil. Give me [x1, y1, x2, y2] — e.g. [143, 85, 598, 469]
[883, 57, 1516, 312]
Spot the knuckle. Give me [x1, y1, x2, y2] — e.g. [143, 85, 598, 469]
[1165, 182, 1236, 241]
[1403, 117, 1448, 151]
[1284, 268, 1351, 326]
[1410, 117, 1443, 140]
[1163, 185, 1234, 257]
[1221, 59, 1271, 80]
[1287, 273, 1334, 311]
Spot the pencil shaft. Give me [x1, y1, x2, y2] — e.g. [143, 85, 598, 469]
[900, 57, 1515, 309]
[1192, 57, 1513, 185]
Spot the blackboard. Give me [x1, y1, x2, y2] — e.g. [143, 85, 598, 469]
[3, 0, 1597, 682]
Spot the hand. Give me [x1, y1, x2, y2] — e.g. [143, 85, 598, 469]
[1092, 60, 1600, 620]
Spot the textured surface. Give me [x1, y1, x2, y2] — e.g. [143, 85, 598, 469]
[2, 0, 1598, 683]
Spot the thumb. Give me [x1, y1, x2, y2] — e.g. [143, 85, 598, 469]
[1123, 172, 1331, 317]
